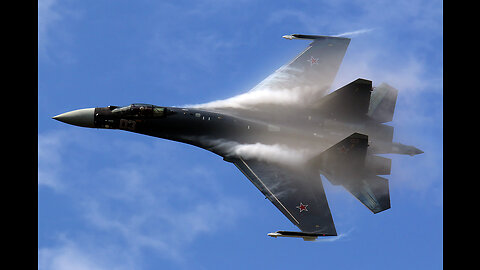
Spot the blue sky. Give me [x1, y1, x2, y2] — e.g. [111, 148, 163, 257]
[38, 1, 443, 269]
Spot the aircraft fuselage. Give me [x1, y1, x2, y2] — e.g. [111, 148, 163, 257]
[88, 103, 414, 160]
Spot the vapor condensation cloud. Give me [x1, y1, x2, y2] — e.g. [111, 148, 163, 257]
[206, 139, 317, 167]
[190, 65, 320, 110]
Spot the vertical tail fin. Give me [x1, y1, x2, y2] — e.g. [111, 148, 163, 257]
[367, 83, 398, 123]
[309, 133, 391, 213]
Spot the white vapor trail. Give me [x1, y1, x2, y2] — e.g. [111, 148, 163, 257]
[314, 228, 355, 242]
[335, 28, 374, 37]
[231, 143, 311, 165]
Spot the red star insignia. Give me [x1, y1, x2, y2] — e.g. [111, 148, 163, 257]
[307, 56, 319, 66]
[296, 202, 308, 212]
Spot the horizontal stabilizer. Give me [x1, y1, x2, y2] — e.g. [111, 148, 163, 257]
[268, 230, 335, 241]
[343, 176, 391, 213]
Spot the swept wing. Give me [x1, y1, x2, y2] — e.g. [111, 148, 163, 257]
[224, 156, 337, 236]
[196, 35, 350, 115]
[250, 35, 351, 105]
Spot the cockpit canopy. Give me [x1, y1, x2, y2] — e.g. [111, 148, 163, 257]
[111, 104, 165, 118]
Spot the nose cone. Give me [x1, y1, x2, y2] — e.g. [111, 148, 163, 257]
[52, 108, 95, 128]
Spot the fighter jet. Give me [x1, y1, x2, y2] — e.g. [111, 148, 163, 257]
[53, 34, 422, 241]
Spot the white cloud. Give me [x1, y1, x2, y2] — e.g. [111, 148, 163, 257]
[38, 129, 247, 264]
[79, 162, 247, 262]
[149, 29, 240, 73]
[38, 130, 71, 191]
[38, 0, 80, 63]
[38, 238, 125, 270]
[267, 9, 323, 33]
[38, 0, 59, 53]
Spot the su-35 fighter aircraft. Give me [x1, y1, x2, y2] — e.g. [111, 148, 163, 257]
[53, 34, 422, 241]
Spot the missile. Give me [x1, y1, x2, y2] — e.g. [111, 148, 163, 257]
[267, 231, 335, 241]
[282, 34, 296, 40]
[282, 34, 346, 40]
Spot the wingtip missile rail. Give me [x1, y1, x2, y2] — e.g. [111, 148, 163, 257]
[282, 34, 350, 40]
[268, 231, 336, 241]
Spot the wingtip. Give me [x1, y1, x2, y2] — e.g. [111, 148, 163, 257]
[282, 34, 351, 41]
